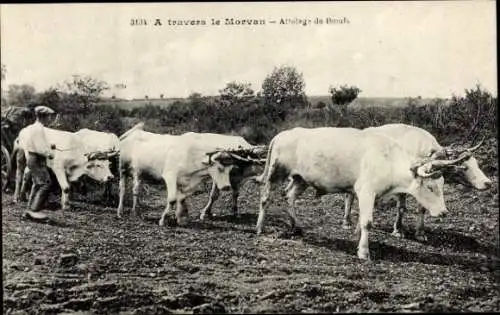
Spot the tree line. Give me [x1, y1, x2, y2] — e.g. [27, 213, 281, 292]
[1, 63, 496, 148]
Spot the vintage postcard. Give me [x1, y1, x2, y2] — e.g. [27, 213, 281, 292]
[1, 2, 497, 314]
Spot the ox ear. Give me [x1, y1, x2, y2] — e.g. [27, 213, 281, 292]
[201, 153, 213, 166]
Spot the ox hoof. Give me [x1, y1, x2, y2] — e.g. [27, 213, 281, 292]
[357, 249, 371, 261]
[391, 230, 406, 238]
[415, 232, 428, 242]
[200, 212, 212, 221]
[279, 227, 303, 239]
[159, 219, 166, 227]
[342, 221, 353, 230]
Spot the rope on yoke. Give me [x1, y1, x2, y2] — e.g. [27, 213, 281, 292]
[206, 145, 268, 165]
[50, 145, 119, 160]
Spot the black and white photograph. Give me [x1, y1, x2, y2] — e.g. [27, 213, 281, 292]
[1, 2, 498, 313]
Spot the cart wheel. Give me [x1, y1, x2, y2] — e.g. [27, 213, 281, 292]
[1, 144, 11, 191]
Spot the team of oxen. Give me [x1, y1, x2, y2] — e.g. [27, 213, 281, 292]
[8, 122, 492, 260]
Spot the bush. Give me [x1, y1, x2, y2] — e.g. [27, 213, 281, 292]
[56, 84, 495, 153]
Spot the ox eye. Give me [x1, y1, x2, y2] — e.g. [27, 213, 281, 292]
[427, 185, 435, 193]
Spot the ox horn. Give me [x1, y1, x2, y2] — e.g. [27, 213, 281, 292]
[229, 152, 252, 163]
[466, 136, 485, 153]
[85, 151, 108, 161]
[106, 149, 119, 158]
[429, 151, 472, 170]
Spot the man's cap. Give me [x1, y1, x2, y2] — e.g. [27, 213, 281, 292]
[34, 106, 56, 115]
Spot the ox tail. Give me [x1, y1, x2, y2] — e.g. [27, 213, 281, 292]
[253, 136, 277, 184]
[119, 122, 145, 140]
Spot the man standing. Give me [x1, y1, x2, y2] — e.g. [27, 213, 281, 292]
[17, 105, 57, 220]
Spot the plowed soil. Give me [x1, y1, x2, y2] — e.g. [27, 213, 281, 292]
[3, 159, 499, 313]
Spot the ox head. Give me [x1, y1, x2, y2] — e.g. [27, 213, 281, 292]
[227, 145, 268, 179]
[202, 151, 236, 191]
[430, 138, 492, 190]
[202, 146, 267, 191]
[408, 153, 473, 217]
[76, 149, 119, 182]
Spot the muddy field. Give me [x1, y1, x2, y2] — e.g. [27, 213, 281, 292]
[2, 169, 500, 313]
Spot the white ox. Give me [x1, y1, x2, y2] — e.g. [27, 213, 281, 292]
[255, 127, 469, 260]
[12, 127, 116, 211]
[341, 123, 492, 241]
[117, 123, 262, 226]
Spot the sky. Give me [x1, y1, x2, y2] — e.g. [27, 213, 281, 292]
[0, 2, 497, 99]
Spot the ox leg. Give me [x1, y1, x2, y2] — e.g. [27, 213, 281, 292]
[414, 206, 427, 242]
[256, 178, 272, 235]
[159, 175, 177, 227]
[27, 182, 36, 209]
[176, 196, 189, 226]
[391, 194, 407, 238]
[355, 189, 375, 260]
[230, 174, 243, 218]
[160, 200, 176, 227]
[13, 150, 27, 203]
[131, 170, 141, 217]
[14, 164, 27, 203]
[342, 193, 355, 229]
[52, 169, 70, 215]
[200, 182, 219, 221]
[284, 175, 307, 235]
[20, 168, 32, 202]
[117, 162, 128, 218]
[256, 159, 280, 235]
[103, 182, 111, 205]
